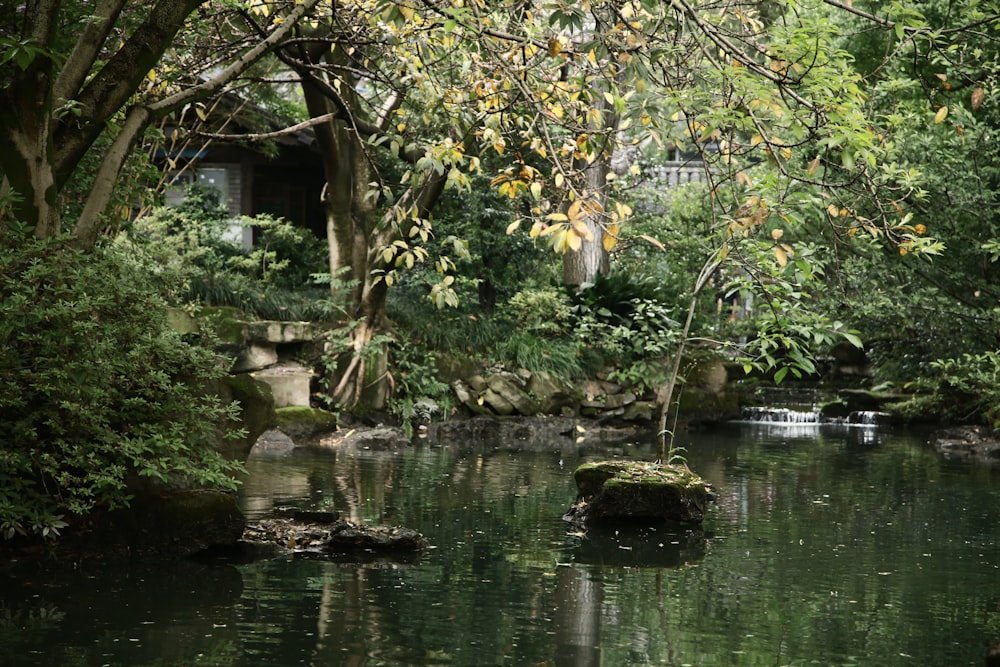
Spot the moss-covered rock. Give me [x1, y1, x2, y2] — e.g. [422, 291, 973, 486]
[274, 406, 339, 440]
[566, 460, 714, 526]
[209, 374, 276, 462]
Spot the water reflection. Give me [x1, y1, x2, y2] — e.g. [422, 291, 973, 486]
[4, 422, 1000, 666]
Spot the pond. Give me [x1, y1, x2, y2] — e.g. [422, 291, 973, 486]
[3, 420, 1000, 666]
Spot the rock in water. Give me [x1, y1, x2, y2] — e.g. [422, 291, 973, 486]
[241, 517, 428, 561]
[565, 460, 714, 526]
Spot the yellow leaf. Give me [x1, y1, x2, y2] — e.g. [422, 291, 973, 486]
[529, 182, 542, 199]
[827, 204, 840, 217]
[505, 220, 521, 235]
[529, 222, 544, 238]
[971, 88, 985, 111]
[587, 49, 598, 67]
[567, 199, 583, 221]
[780, 147, 792, 160]
[807, 156, 820, 174]
[775, 246, 788, 267]
[566, 229, 582, 252]
[602, 230, 618, 253]
[570, 219, 593, 242]
[554, 172, 565, 188]
[771, 228, 784, 240]
[576, 424, 586, 432]
[639, 234, 666, 252]
[934, 106, 948, 123]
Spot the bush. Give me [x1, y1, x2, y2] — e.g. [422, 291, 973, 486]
[894, 352, 1000, 426]
[506, 288, 573, 336]
[568, 271, 681, 393]
[493, 331, 591, 378]
[0, 235, 245, 540]
[127, 184, 329, 320]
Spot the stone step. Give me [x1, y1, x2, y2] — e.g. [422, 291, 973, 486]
[252, 363, 313, 408]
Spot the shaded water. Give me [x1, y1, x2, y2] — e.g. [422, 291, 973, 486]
[4, 421, 1000, 666]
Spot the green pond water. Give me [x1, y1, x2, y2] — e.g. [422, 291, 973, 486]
[4, 420, 1000, 666]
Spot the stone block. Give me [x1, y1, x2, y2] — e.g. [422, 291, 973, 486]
[483, 388, 514, 415]
[603, 391, 637, 410]
[486, 373, 538, 415]
[622, 400, 655, 421]
[452, 380, 491, 415]
[527, 370, 582, 415]
[252, 363, 313, 408]
[245, 320, 313, 344]
[231, 342, 278, 373]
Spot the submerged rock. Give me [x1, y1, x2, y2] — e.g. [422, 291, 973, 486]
[931, 425, 1000, 463]
[565, 460, 715, 527]
[240, 517, 428, 561]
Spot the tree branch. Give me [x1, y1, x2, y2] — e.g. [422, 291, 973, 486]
[53, 0, 129, 106]
[192, 112, 337, 141]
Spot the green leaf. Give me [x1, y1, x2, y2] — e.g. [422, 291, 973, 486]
[842, 332, 863, 349]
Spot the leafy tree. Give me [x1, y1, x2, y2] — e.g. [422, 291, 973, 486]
[0, 0, 320, 246]
[809, 0, 1000, 385]
[0, 0, 323, 540]
[0, 233, 245, 538]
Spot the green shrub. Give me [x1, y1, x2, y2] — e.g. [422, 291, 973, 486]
[493, 331, 590, 378]
[0, 235, 245, 540]
[567, 271, 681, 394]
[388, 282, 515, 351]
[506, 288, 572, 336]
[390, 341, 455, 437]
[126, 183, 328, 320]
[894, 352, 1000, 426]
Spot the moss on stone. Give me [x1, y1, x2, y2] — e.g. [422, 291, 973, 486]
[570, 459, 714, 525]
[276, 406, 339, 428]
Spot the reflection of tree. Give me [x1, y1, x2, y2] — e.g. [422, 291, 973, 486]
[553, 565, 602, 667]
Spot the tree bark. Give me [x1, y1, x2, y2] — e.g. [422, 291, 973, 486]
[1, 0, 320, 246]
[562, 154, 611, 289]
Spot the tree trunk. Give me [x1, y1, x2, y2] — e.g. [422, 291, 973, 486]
[562, 85, 613, 290]
[562, 154, 611, 289]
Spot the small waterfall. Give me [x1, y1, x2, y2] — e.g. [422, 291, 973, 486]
[741, 406, 822, 424]
[846, 410, 892, 426]
[739, 406, 891, 427]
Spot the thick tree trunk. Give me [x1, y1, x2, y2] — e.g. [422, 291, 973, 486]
[0, 0, 317, 246]
[562, 155, 611, 289]
[562, 83, 613, 290]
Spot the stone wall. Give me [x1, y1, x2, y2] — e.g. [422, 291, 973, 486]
[449, 355, 739, 426]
